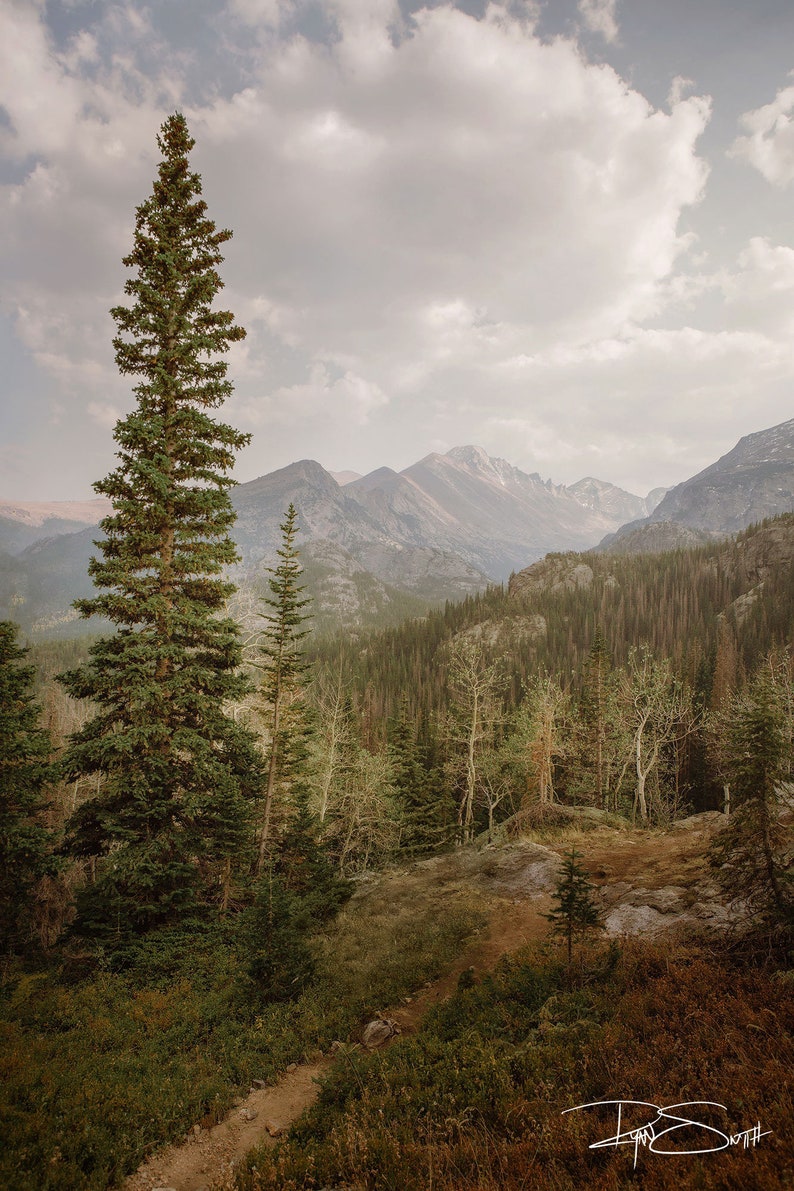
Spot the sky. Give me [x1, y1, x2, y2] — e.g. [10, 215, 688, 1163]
[2, 0, 794, 501]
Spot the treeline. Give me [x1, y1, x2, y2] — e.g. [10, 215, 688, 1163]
[310, 514, 794, 732]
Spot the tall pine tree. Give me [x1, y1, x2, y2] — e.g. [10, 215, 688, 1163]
[389, 701, 454, 855]
[256, 503, 313, 871]
[710, 665, 793, 927]
[59, 114, 260, 942]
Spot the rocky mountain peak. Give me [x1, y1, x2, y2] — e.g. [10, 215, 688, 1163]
[646, 417, 794, 534]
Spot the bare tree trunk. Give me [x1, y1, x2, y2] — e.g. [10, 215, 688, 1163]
[463, 695, 479, 844]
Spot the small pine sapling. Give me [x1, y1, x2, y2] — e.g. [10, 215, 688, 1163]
[544, 847, 602, 966]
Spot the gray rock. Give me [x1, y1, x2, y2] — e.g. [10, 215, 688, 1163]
[626, 885, 686, 913]
[362, 1018, 401, 1049]
[599, 880, 632, 905]
[669, 811, 725, 832]
[479, 842, 561, 897]
[604, 904, 671, 937]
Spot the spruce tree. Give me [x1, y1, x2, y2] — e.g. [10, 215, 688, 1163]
[244, 863, 316, 1003]
[0, 623, 54, 957]
[58, 113, 260, 942]
[276, 788, 350, 921]
[389, 702, 454, 855]
[256, 503, 313, 871]
[710, 667, 793, 927]
[544, 847, 602, 966]
[579, 628, 613, 809]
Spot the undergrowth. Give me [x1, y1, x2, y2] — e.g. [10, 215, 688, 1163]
[232, 937, 794, 1191]
[0, 890, 483, 1190]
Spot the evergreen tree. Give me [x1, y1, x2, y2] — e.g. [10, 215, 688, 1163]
[389, 702, 454, 855]
[256, 503, 313, 870]
[58, 113, 260, 942]
[244, 864, 315, 1003]
[544, 847, 602, 966]
[578, 628, 617, 809]
[710, 665, 793, 927]
[276, 787, 350, 921]
[0, 623, 55, 957]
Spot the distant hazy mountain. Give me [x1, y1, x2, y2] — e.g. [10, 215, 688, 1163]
[330, 470, 362, 486]
[344, 445, 636, 579]
[598, 521, 716, 556]
[0, 499, 110, 555]
[650, 417, 794, 531]
[602, 418, 794, 553]
[0, 446, 646, 636]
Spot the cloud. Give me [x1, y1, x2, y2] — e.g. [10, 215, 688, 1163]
[730, 80, 794, 186]
[720, 236, 794, 335]
[235, 362, 389, 428]
[0, 0, 728, 494]
[199, 3, 710, 371]
[577, 0, 619, 45]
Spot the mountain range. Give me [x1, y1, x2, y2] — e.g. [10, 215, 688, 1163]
[2, 418, 793, 636]
[0, 447, 656, 635]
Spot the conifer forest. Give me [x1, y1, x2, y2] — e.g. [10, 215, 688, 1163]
[1, 115, 792, 1191]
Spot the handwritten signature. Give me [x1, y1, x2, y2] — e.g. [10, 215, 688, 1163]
[563, 1100, 772, 1169]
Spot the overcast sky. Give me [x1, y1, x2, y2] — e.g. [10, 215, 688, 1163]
[3, 0, 794, 500]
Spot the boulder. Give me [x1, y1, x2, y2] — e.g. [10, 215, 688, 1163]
[362, 1018, 401, 1049]
[604, 904, 671, 937]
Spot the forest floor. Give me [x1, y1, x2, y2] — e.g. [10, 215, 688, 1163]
[125, 814, 727, 1191]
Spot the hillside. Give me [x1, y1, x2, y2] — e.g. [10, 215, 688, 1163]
[317, 513, 794, 735]
[5, 808, 790, 1191]
[603, 417, 794, 551]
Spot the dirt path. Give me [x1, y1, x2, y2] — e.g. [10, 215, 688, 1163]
[126, 1061, 329, 1191]
[125, 896, 555, 1191]
[125, 819, 720, 1191]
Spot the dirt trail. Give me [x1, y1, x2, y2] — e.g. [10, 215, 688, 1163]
[125, 899, 552, 1191]
[125, 819, 720, 1191]
[126, 1061, 329, 1191]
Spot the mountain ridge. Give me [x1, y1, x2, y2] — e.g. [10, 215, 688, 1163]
[601, 417, 794, 551]
[4, 421, 793, 637]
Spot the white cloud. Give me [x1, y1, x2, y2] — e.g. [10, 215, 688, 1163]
[7, 0, 769, 497]
[236, 361, 388, 429]
[720, 236, 794, 335]
[200, 3, 710, 376]
[87, 401, 125, 430]
[730, 81, 794, 186]
[577, 0, 619, 45]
